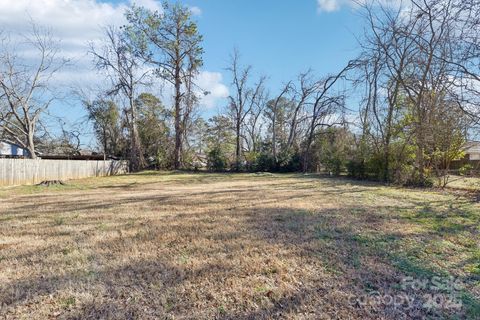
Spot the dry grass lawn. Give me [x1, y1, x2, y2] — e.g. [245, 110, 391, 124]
[0, 172, 479, 319]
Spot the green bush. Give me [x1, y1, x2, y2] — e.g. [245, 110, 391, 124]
[276, 150, 302, 172]
[347, 160, 366, 179]
[323, 156, 344, 176]
[347, 156, 384, 180]
[459, 164, 473, 176]
[207, 146, 228, 172]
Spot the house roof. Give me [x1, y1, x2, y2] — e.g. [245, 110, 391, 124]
[463, 141, 480, 154]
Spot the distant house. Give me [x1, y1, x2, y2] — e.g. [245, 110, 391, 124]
[0, 141, 30, 158]
[0, 141, 120, 161]
[450, 141, 480, 172]
[192, 153, 207, 169]
[462, 141, 480, 160]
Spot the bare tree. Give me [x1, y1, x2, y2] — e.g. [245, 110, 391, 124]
[266, 81, 292, 162]
[302, 63, 354, 172]
[90, 26, 149, 171]
[432, 0, 480, 122]
[0, 25, 66, 158]
[355, 0, 474, 184]
[286, 70, 318, 151]
[358, 2, 415, 181]
[226, 49, 266, 170]
[244, 84, 268, 155]
[180, 59, 204, 166]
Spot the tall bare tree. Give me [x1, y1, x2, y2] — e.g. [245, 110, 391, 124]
[266, 82, 292, 162]
[355, 0, 474, 184]
[91, 26, 148, 171]
[432, 0, 480, 121]
[226, 49, 266, 170]
[302, 63, 353, 172]
[286, 71, 318, 151]
[358, 2, 415, 181]
[244, 84, 268, 155]
[0, 25, 66, 158]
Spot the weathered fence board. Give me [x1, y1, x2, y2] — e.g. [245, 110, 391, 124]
[0, 159, 128, 186]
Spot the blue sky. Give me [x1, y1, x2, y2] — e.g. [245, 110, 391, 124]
[184, 0, 363, 89]
[108, 0, 364, 101]
[0, 0, 365, 146]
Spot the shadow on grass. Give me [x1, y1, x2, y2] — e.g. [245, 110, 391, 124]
[243, 205, 479, 319]
[1, 174, 478, 319]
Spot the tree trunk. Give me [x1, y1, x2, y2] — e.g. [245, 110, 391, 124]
[129, 95, 145, 172]
[303, 126, 315, 173]
[174, 64, 182, 170]
[383, 118, 393, 183]
[27, 129, 37, 159]
[383, 142, 390, 182]
[272, 112, 277, 163]
[103, 128, 108, 161]
[235, 119, 241, 171]
[417, 134, 426, 185]
[287, 113, 298, 151]
[302, 143, 311, 173]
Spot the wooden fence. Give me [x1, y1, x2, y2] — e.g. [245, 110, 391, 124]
[0, 158, 129, 187]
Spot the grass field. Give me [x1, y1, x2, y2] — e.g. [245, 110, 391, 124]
[444, 175, 480, 192]
[0, 172, 479, 319]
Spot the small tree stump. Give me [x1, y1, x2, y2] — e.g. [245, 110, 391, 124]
[37, 180, 66, 187]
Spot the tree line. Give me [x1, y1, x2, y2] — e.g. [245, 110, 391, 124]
[0, 0, 479, 187]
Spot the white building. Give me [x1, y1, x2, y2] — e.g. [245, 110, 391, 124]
[0, 141, 29, 157]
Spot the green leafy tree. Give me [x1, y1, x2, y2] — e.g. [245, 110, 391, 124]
[264, 96, 294, 162]
[207, 146, 228, 172]
[205, 115, 235, 170]
[125, 2, 203, 169]
[136, 93, 172, 169]
[84, 99, 124, 158]
[311, 127, 353, 175]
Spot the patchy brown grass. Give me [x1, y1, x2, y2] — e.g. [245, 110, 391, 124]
[0, 172, 478, 319]
[444, 175, 480, 190]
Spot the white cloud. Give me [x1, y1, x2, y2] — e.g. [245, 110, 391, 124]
[317, 0, 342, 13]
[0, 0, 130, 92]
[140, 71, 229, 111]
[0, 0, 128, 38]
[196, 71, 229, 109]
[189, 5, 202, 16]
[317, 0, 402, 13]
[0, 0, 224, 109]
